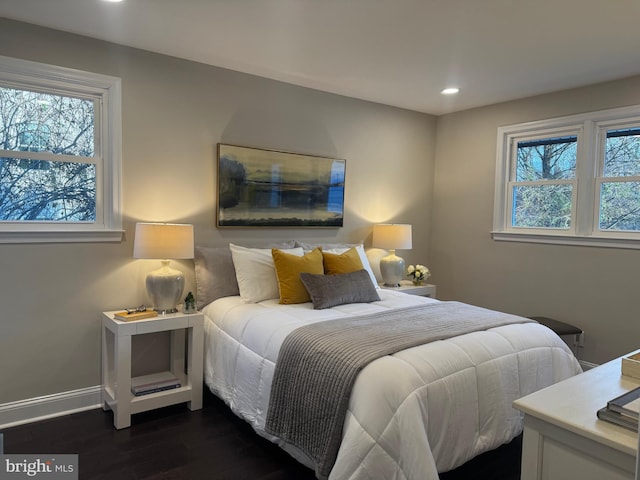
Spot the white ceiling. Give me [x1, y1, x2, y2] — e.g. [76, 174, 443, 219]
[2, 0, 640, 115]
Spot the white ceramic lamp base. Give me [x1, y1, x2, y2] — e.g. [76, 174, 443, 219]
[380, 250, 405, 287]
[145, 260, 185, 314]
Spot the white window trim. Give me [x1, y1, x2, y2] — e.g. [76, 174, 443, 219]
[493, 104, 640, 249]
[0, 55, 123, 243]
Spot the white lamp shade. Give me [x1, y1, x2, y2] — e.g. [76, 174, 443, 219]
[133, 223, 194, 259]
[372, 224, 412, 250]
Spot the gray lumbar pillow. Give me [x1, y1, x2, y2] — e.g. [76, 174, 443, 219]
[300, 269, 380, 310]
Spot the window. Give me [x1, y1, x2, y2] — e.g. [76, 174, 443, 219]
[512, 135, 577, 230]
[599, 128, 640, 232]
[493, 105, 640, 248]
[0, 56, 122, 243]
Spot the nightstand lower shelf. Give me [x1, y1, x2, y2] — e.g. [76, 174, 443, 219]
[102, 370, 194, 415]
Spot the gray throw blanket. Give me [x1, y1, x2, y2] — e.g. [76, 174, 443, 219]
[265, 301, 534, 479]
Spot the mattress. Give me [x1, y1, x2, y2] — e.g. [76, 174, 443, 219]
[203, 289, 582, 480]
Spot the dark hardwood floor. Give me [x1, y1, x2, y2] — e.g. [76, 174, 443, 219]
[2, 389, 521, 479]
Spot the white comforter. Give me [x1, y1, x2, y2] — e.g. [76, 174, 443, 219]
[203, 290, 582, 480]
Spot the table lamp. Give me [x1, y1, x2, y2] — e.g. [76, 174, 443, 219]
[133, 222, 194, 314]
[372, 223, 412, 287]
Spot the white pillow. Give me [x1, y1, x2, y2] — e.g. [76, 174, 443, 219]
[323, 244, 380, 289]
[230, 243, 304, 303]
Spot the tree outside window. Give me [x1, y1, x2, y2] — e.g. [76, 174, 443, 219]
[0, 87, 96, 222]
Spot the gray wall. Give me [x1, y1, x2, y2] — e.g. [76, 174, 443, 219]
[0, 19, 436, 404]
[431, 76, 640, 365]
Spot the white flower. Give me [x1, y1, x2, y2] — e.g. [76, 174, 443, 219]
[406, 264, 431, 281]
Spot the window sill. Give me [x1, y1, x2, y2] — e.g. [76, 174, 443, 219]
[491, 231, 640, 249]
[0, 229, 124, 244]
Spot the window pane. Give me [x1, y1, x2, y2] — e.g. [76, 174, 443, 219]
[0, 87, 94, 157]
[516, 137, 577, 181]
[604, 128, 640, 177]
[599, 181, 640, 231]
[0, 157, 96, 221]
[512, 184, 572, 229]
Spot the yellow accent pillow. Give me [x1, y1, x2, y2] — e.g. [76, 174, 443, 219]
[272, 247, 324, 304]
[322, 247, 364, 275]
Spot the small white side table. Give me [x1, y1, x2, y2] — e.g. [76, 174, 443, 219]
[380, 281, 437, 298]
[513, 353, 639, 480]
[101, 310, 204, 429]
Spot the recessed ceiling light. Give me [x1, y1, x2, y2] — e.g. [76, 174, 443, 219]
[441, 87, 460, 95]
[102, 0, 124, 2]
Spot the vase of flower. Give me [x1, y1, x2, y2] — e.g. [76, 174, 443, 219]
[407, 264, 430, 286]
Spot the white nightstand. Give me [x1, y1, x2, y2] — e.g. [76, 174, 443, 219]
[380, 281, 437, 298]
[101, 310, 204, 429]
[513, 353, 638, 480]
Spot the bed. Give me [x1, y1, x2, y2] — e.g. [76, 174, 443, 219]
[195, 242, 583, 480]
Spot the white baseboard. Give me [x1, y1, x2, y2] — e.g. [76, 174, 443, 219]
[0, 386, 102, 430]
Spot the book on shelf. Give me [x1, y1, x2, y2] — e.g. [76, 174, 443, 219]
[113, 309, 158, 321]
[607, 386, 640, 419]
[597, 406, 638, 431]
[132, 383, 180, 396]
[131, 372, 181, 396]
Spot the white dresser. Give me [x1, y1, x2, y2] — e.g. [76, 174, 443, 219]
[513, 353, 639, 480]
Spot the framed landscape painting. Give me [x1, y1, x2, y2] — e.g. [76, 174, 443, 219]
[217, 144, 346, 227]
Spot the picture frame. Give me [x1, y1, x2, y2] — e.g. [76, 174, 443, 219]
[217, 144, 346, 227]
